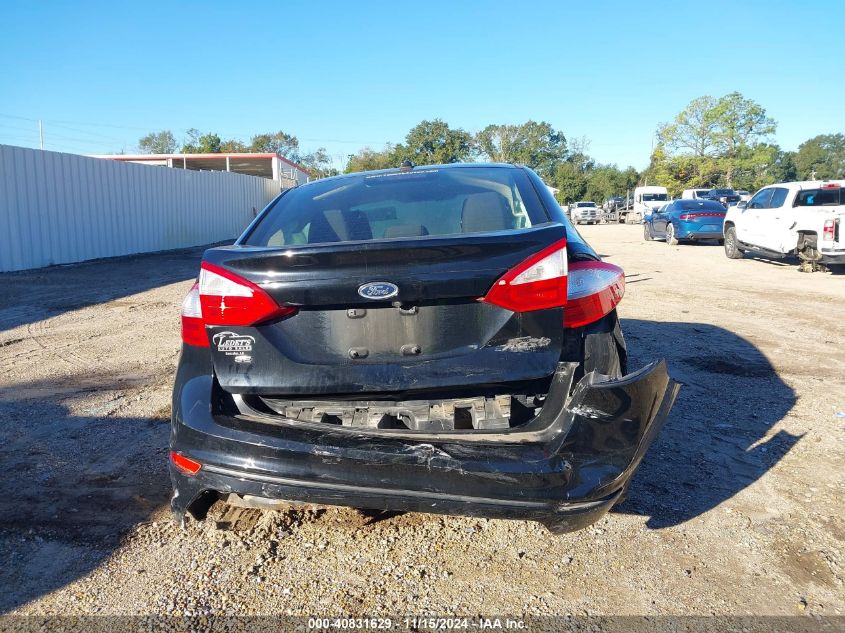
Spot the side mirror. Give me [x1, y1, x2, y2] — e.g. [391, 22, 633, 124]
[737, 201, 748, 210]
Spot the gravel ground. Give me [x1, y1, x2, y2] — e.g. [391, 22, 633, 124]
[1, 225, 843, 618]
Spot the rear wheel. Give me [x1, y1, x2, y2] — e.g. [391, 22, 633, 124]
[666, 223, 679, 245]
[643, 222, 653, 241]
[724, 226, 744, 259]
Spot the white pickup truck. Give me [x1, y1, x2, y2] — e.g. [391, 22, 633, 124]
[723, 181, 845, 272]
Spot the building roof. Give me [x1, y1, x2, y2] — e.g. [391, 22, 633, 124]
[91, 152, 310, 179]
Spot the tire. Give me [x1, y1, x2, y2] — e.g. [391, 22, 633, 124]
[666, 222, 679, 245]
[644, 222, 653, 241]
[724, 226, 744, 259]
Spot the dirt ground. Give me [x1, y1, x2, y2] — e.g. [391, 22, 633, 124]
[1, 224, 843, 618]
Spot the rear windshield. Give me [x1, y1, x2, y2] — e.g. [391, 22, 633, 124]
[243, 167, 549, 246]
[709, 189, 736, 196]
[642, 193, 669, 201]
[678, 200, 726, 211]
[795, 188, 843, 206]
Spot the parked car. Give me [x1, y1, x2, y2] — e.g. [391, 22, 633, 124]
[604, 196, 624, 212]
[570, 201, 600, 224]
[703, 188, 741, 207]
[631, 186, 670, 223]
[723, 180, 845, 271]
[170, 163, 678, 534]
[643, 199, 727, 245]
[680, 188, 711, 200]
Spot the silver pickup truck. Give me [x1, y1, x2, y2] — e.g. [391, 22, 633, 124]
[723, 181, 845, 272]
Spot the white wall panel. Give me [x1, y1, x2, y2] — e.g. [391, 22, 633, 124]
[0, 144, 283, 272]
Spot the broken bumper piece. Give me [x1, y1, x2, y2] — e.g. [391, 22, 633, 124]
[170, 361, 679, 533]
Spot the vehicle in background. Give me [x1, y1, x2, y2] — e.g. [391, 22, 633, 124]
[604, 196, 624, 212]
[680, 188, 711, 200]
[703, 188, 741, 208]
[723, 181, 845, 271]
[169, 162, 678, 534]
[570, 201, 600, 225]
[631, 186, 669, 223]
[735, 190, 751, 203]
[644, 199, 727, 245]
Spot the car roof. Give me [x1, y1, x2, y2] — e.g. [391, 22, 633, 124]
[758, 180, 845, 191]
[302, 162, 524, 188]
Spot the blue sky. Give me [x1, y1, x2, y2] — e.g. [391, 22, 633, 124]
[1, 0, 842, 171]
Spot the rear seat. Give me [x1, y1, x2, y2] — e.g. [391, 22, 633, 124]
[461, 192, 514, 233]
[309, 209, 373, 243]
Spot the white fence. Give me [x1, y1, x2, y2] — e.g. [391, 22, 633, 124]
[0, 144, 283, 272]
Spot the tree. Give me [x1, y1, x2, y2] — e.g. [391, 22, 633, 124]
[585, 164, 640, 203]
[300, 147, 339, 179]
[138, 130, 177, 154]
[219, 138, 248, 153]
[551, 161, 588, 204]
[180, 129, 223, 153]
[249, 131, 300, 159]
[655, 92, 776, 187]
[770, 149, 798, 183]
[345, 146, 400, 173]
[709, 92, 776, 185]
[475, 121, 566, 178]
[657, 95, 720, 158]
[794, 133, 845, 180]
[399, 119, 473, 165]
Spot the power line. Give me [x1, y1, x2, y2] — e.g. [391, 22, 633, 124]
[0, 112, 151, 131]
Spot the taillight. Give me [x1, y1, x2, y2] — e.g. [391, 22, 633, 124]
[170, 451, 202, 476]
[564, 261, 625, 328]
[180, 262, 297, 347]
[482, 239, 568, 312]
[181, 282, 208, 347]
[823, 219, 836, 242]
[198, 262, 296, 326]
[679, 213, 698, 220]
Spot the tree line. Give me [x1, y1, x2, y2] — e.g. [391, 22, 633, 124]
[137, 93, 844, 200]
[647, 91, 844, 194]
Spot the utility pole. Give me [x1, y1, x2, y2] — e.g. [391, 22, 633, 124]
[38, 120, 44, 150]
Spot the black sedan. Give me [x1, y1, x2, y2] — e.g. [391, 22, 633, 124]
[170, 163, 678, 534]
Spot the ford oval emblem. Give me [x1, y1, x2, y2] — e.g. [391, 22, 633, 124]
[357, 281, 399, 300]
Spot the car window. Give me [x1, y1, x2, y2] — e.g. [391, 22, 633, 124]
[748, 189, 773, 209]
[767, 187, 789, 209]
[795, 188, 842, 206]
[243, 167, 550, 247]
[678, 200, 725, 211]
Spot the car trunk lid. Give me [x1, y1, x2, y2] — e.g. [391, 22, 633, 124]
[202, 224, 568, 395]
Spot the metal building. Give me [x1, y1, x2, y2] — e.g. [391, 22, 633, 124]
[91, 151, 310, 186]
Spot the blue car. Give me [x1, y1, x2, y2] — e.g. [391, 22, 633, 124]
[643, 199, 727, 245]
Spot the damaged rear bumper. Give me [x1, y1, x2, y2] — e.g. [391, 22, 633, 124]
[170, 361, 679, 533]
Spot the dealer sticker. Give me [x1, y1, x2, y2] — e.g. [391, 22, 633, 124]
[212, 331, 255, 359]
